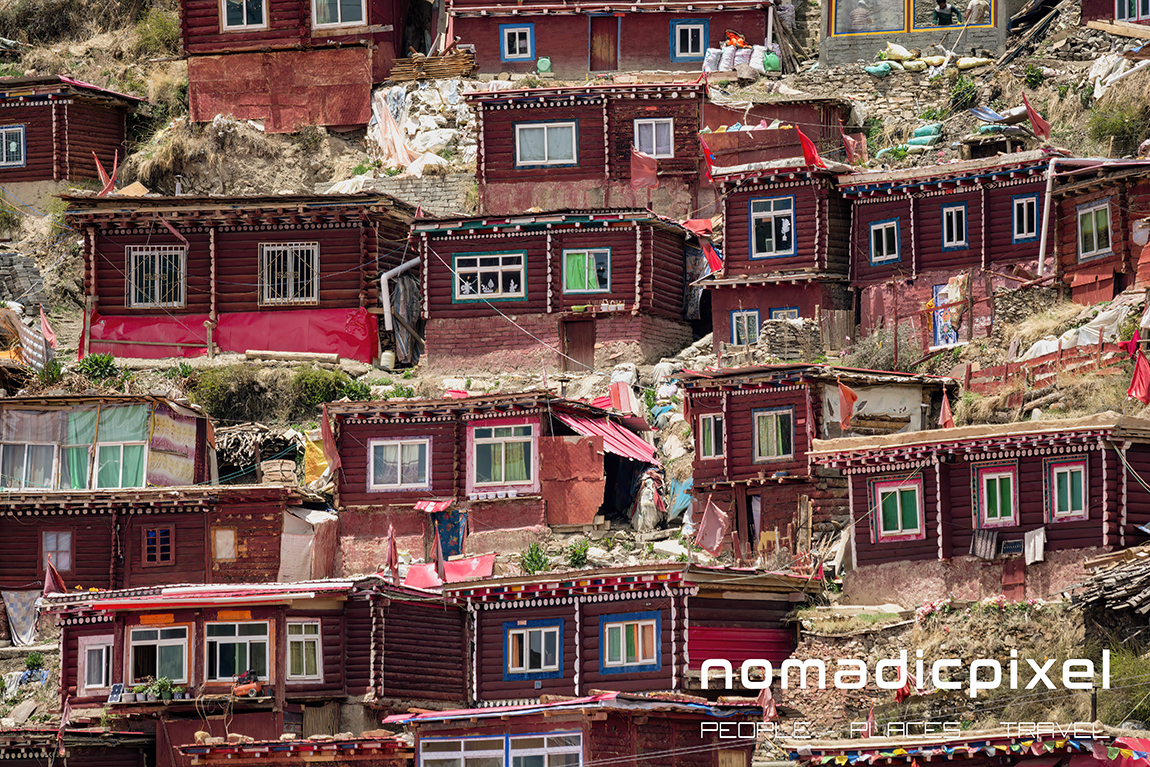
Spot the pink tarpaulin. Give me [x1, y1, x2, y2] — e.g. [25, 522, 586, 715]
[84, 308, 379, 363]
[443, 553, 496, 582]
[403, 563, 443, 590]
[556, 414, 658, 465]
[415, 499, 453, 512]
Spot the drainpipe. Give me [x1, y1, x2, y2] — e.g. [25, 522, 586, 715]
[1037, 158, 1057, 276]
[380, 257, 421, 332]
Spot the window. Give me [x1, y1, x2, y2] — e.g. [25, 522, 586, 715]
[750, 197, 795, 259]
[1078, 201, 1112, 260]
[129, 626, 188, 684]
[500, 23, 534, 61]
[143, 527, 174, 567]
[1117, 0, 1150, 20]
[313, 0, 364, 26]
[563, 249, 610, 293]
[942, 204, 967, 250]
[670, 19, 707, 61]
[698, 414, 723, 459]
[504, 619, 562, 679]
[474, 424, 533, 486]
[1046, 458, 1087, 521]
[206, 622, 269, 682]
[1013, 195, 1038, 243]
[770, 307, 800, 320]
[287, 622, 322, 681]
[223, 0, 265, 28]
[600, 612, 660, 673]
[259, 242, 319, 305]
[974, 462, 1017, 527]
[515, 122, 577, 167]
[0, 126, 24, 168]
[212, 527, 237, 562]
[870, 219, 900, 264]
[731, 310, 760, 345]
[42, 531, 72, 572]
[454, 252, 525, 301]
[96, 442, 146, 488]
[421, 733, 582, 767]
[0, 444, 54, 489]
[79, 636, 113, 694]
[127, 245, 186, 308]
[634, 119, 674, 158]
[369, 438, 430, 490]
[752, 408, 793, 462]
[872, 477, 924, 540]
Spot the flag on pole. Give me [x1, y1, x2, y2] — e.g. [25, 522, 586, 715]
[694, 497, 731, 556]
[1022, 92, 1051, 141]
[433, 520, 446, 583]
[756, 684, 779, 722]
[939, 390, 956, 428]
[384, 523, 400, 585]
[797, 128, 827, 168]
[43, 561, 66, 596]
[838, 378, 859, 431]
[40, 305, 57, 349]
[1129, 351, 1150, 404]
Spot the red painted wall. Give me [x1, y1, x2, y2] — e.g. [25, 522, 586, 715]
[709, 282, 849, 356]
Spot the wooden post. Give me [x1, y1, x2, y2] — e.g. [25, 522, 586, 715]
[893, 291, 900, 370]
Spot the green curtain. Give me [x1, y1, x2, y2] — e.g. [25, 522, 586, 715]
[98, 405, 148, 442]
[504, 441, 529, 482]
[62, 408, 98, 490]
[96, 445, 122, 489]
[566, 252, 587, 291]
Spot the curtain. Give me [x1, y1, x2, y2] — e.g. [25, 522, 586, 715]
[315, 0, 336, 24]
[122, 444, 146, 487]
[518, 127, 546, 163]
[96, 445, 122, 489]
[373, 443, 399, 485]
[2, 411, 62, 443]
[0, 446, 20, 489]
[62, 408, 97, 490]
[339, 0, 362, 22]
[504, 440, 529, 482]
[98, 405, 149, 442]
[476, 443, 496, 484]
[591, 251, 608, 289]
[654, 122, 672, 156]
[566, 252, 587, 291]
[548, 125, 575, 161]
[400, 442, 426, 484]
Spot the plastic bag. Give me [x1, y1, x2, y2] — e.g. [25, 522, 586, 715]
[864, 62, 892, 78]
[903, 59, 927, 72]
[913, 123, 942, 136]
[734, 47, 752, 67]
[885, 42, 913, 61]
[718, 44, 736, 70]
[703, 47, 722, 72]
[956, 57, 993, 70]
[750, 44, 767, 74]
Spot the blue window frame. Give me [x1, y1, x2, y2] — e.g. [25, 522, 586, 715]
[731, 309, 759, 345]
[941, 202, 968, 251]
[749, 196, 795, 259]
[503, 619, 563, 681]
[869, 218, 900, 265]
[452, 251, 527, 303]
[770, 307, 799, 320]
[0, 125, 25, 168]
[599, 611, 661, 674]
[670, 19, 708, 62]
[419, 732, 583, 766]
[1012, 194, 1039, 243]
[499, 23, 535, 62]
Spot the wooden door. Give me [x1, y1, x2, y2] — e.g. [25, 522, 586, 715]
[589, 15, 618, 71]
[561, 318, 595, 373]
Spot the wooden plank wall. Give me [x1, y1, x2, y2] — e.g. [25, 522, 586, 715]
[850, 467, 940, 566]
[344, 596, 373, 695]
[0, 104, 53, 183]
[481, 105, 606, 183]
[335, 417, 459, 509]
[606, 97, 699, 182]
[646, 227, 687, 320]
[723, 183, 825, 273]
[284, 610, 346, 696]
[211, 503, 285, 583]
[380, 598, 467, 702]
[0, 516, 114, 590]
[63, 102, 126, 183]
[476, 604, 576, 700]
[577, 595, 680, 694]
[123, 513, 208, 587]
[424, 233, 549, 319]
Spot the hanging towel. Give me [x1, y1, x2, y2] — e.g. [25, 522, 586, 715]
[1, 591, 38, 646]
[1024, 527, 1047, 565]
[970, 529, 999, 560]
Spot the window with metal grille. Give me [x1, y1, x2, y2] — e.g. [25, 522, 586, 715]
[259, 242, 319, 305]
[127, 246, 186, 308]
[0, 126, 24, 167]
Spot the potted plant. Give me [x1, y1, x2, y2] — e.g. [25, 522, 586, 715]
[155, 677, 174, 701]
[121, 689, 136, 703]
[173, 686, 187, 700]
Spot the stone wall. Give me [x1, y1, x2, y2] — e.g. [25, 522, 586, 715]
[316, 172, 476, 217]
[720, 318, 823, 365]
[992, 286, 1062, 328]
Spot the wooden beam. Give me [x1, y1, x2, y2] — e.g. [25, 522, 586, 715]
[1086, 18, 1150, 38]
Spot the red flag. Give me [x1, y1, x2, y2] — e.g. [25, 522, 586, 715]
[433, 520, 446, 583]
[1021, 92, 1051, 141]
[1123, 330, 1142, 357]
[756, 685, 778, 722]
[842, 131, 868, 164]
[42, 561, 66, 596]
[1130, 351, 1150, 404]
[93, 150, 118, 196]
[385, 523, 399, 585]
[694, 497, 731, 556]
[797, 128, 827, 168]
[630, 148, 659, 191]
[698, 133, 716, 182]
[414, 201, 424, 218]
[939, 391, 956, 428]
[321, 404, 342, 471]
[39, 305, 57, 350]
[838, 378, 859, 431]
[862, 705, 876, 738]
[895, 671, 920, 703]
[699, 238, 723, 273]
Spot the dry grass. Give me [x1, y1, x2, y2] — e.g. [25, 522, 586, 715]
[1003, 301, 1084, 351]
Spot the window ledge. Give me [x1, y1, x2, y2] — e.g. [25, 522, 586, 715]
[467, 493, 541, 503]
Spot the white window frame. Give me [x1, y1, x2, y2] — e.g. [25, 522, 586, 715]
[870, 220, 900, 264]
[42, 530, 72, 572]
[732, 309, 759, 345]
[311, 0, 365, 27]
[562, 248, 610, 294]
[750, 197, 795, 259]
[221, 0, 267, 29]
[501, 25, 533, 60]
[1013, 195, 1038, 242]
[94, 441, 148, 489]
[0, 125, 24, 168]
[876, 482, 923, 537]
[981, 470, 1016, 526]
[287, 621, 323, 682]
[368, 438, 430, 490]
[473, 424, 534, 487]
[79, 635, 114, 695]
[602, 619, 657, 668]
[1078, 201, 1112, 260]
[0, 443, 56, 490]
[942, 204, 967, 249]
[698, 413, 723, 459]
[507, 625, 561, 674]
[454, 252, 526, 300]
[420, 734, 582, 767]
[515, 122, 578, 166]
[673, 21, 706, 58]
[128, 625, 189, 685]
[1052, 463, 1087, 520]
[752, 408, 794, 462]
[205, 621, 270, 682]
[1117, 0, 1150, 21]
[259, 242, 319, 306]
[126, 245, 187, 308]
[634, 118, 674, 159]
[770, 307, 800, 320]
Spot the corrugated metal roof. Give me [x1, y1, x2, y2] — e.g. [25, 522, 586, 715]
[557, 414, 658, 465]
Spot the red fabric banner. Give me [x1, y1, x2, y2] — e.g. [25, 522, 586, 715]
[630, 148, 659, 191]
[695, 498, 731, 556]
[1130, 351, 1150, 404]
[838, 379, 860, 430]
[1022, 91, 1051, 140]
[797, 128, 827, 168]
[939, 391, 956, 428]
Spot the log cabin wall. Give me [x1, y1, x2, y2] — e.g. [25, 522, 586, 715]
[605, 93, 701, 183]
[335, 417, 460, 514]
[721, 180, 835, 275]
[209, 503, 286, 582]
[60, 616, 118, 708]
[478, 102, 607, 184]
[475, 603, 576, 701]
[1, 515, 115, 590]
[61, 102, 127, 182]
[379, 597, 467, 703]
[344, 596, 373, 696]
[0, 103, 55, 183]
[283, 609, 346, 697]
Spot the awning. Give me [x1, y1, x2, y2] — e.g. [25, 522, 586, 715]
[414, 499, 452, 512]
[557, 415, 658, 465]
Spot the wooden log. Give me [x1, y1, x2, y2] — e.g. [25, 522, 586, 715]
[1086, 18, 1150, 39]
[245, 350, 341, 363]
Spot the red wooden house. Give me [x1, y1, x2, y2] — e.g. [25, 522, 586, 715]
[808, 414, 1150, 605]
[466, 84, 708, 219]
[388, 691, 760, 767]
[0, 730, 153, 767]
[840, 150, 1054, 344]
[63, 191, 415, 364]
[443, 563, 817, 703]
[1082, 0, 1150, 25]
[695, 143, 852, 358]
[413, 209, 694, 371]
[180, 735, 412, 767]
[328, 392, 657, 574]
[449, 0, 766, 78]
[181, 0, 412, 132]
[682, 365, 954, 558]
[0, 76, 143, 208]
[49, 578, 465, 767]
